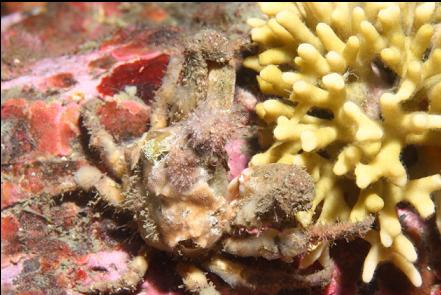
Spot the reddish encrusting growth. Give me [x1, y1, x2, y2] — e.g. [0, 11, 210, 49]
[1, 216, 20, 244]
[1, 99, 80, 157]
[18, 166, 45, 194]
[141, 4, 168, 23]
[88, 55, 117, 70]
[97, 54, 170, 103]
[110, 45, 163, 62]
[97, 100, 151, 141]
[1, 98, 28, 119]
[29, 101, 80, 156]
[44, 72, 77, 89]
[1, 183, 26, 209]
[1, 160, 86, 209]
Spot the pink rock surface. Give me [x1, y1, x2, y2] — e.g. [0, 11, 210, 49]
[77, 250, 130, 287]
[226, 139, 250, 181]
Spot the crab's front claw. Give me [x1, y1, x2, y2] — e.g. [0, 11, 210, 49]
[228, 163, 315, 230]
[223, 228, 309, 261]
[221, 163, 315, 262]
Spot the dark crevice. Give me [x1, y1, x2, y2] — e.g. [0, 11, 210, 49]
[371, 58, 398, 87]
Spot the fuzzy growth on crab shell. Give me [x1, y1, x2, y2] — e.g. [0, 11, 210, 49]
[165, 145, 199, 193]
[186, 106, 246, 159]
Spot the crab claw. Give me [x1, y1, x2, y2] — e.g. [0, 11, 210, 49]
[229, 163, 315, 230]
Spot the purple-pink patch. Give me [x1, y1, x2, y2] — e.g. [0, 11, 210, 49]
[225, 139, 250, 180]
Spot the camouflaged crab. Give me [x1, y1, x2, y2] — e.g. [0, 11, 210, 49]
[73, 30, 374, 294]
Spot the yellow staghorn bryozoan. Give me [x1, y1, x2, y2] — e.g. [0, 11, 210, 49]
[245, 2, 441, 287]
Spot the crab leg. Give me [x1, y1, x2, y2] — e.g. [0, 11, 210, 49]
[223, 228, 309, 261]
[436, 195, 441, 234]
[177, 263, 220, 295]
[205, 64, 236, 110]
[204, 255, 333, 293]
[223, 218, 374, 261]
[74, 165, 124, 206]
[150, 55, 184, 129]
[307, 215, 375, 242]
[150, 30, 235, 127]
[77, 255, 148, 294]
[81, 99, 128, 178]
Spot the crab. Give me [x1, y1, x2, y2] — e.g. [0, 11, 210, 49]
[73, 29, 375, 294]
